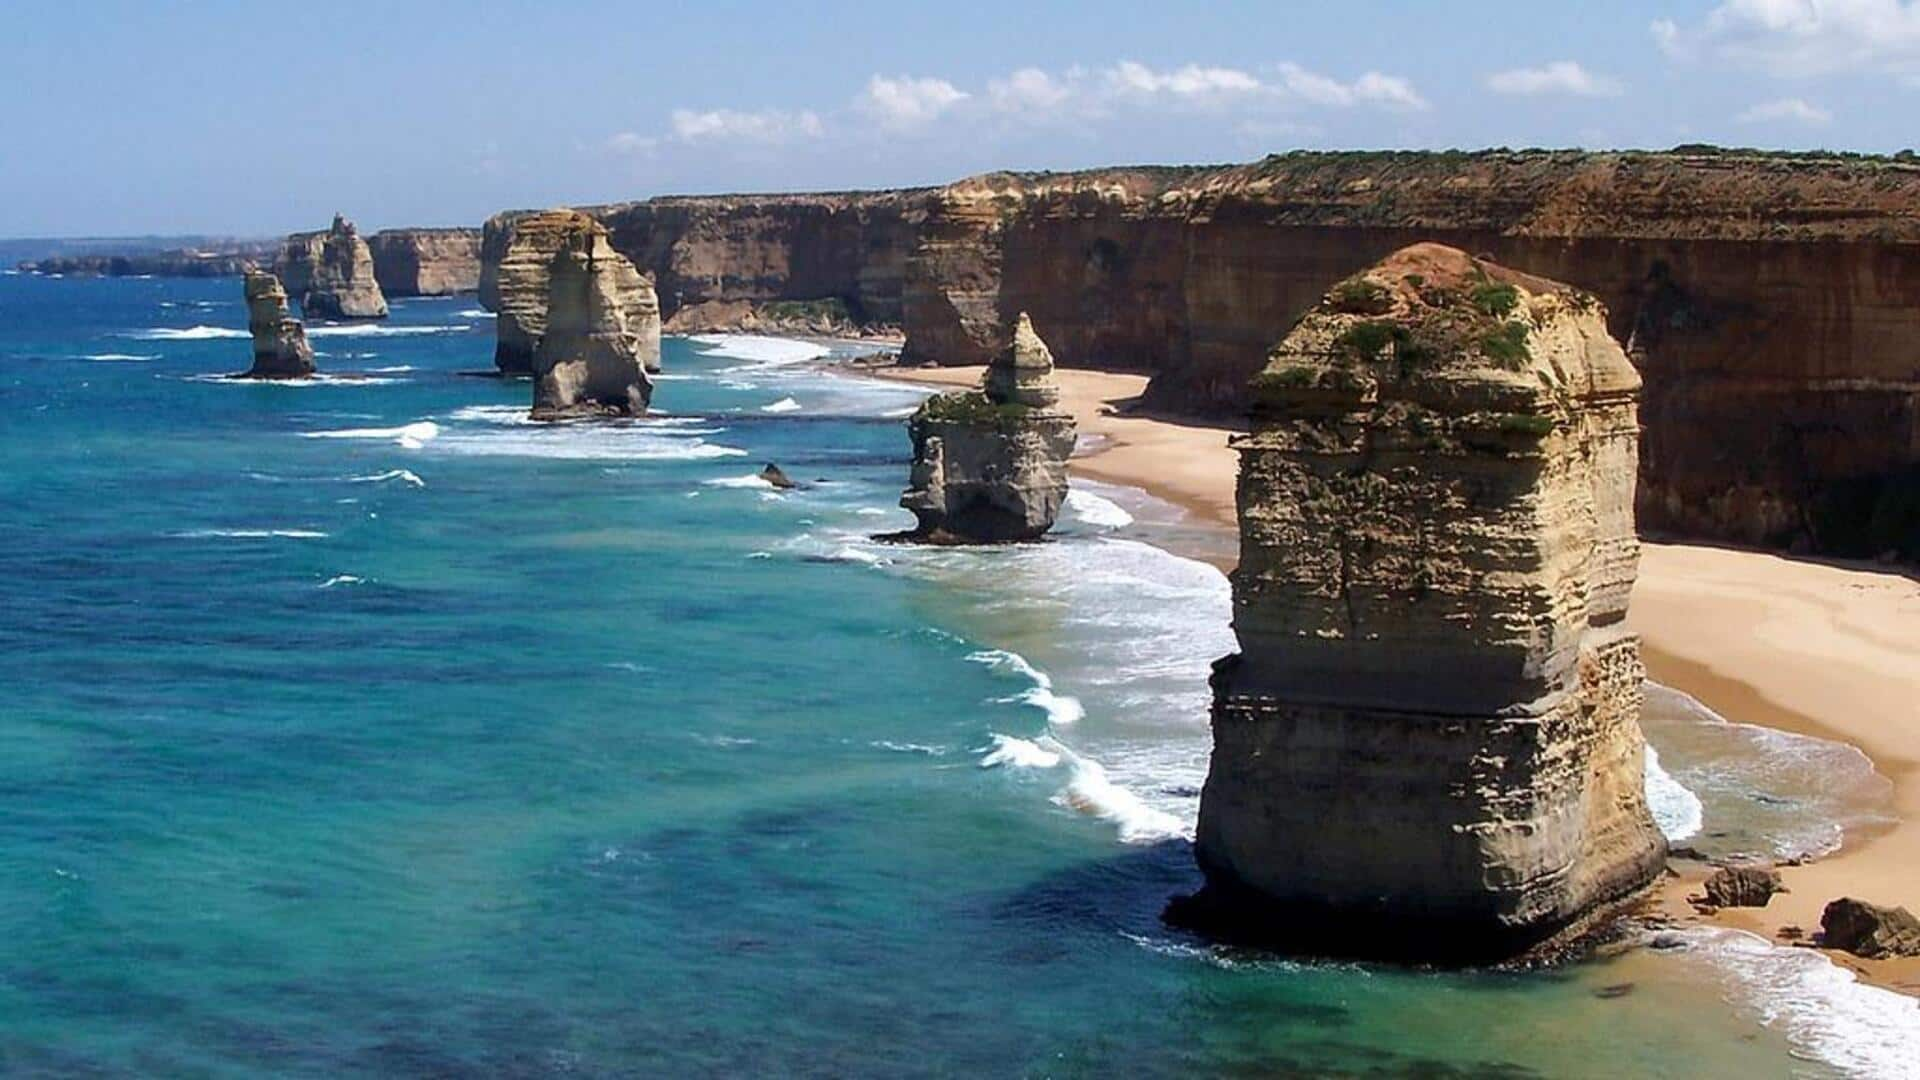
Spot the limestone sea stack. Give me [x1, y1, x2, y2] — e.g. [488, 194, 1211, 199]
[1175, 243, 1665, 964]
[530, 219, 656, 421]
[483, 209, 661, 375]
[897, 313, 1076, 542]
[300, 214, 388, 320]
[241, 267, 315, 379]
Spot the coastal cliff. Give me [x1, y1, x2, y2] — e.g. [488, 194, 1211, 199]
[897, 313, 1076, 542]
[241, 268, 315, 379]
[530, 219, 657, 420]
[367, 228, 481, 296]
[1176, 244, 1666, 963]
[480, 150, 1916, 559]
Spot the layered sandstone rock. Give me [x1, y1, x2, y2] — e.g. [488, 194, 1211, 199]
[897, 313, 1076, 542]
[298, 214, 388, 319]
[1177, 244, 1665, 963]
[529, 220, 656, 421]
[367, 228, 481, 296]
[1820, 898, 1920, 958]
[275, 231, 325, 299]
[482, 209, 661, 375]
[241, 267, 315, 379]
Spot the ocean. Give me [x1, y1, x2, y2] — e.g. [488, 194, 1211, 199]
[1, 271, 1914, 1077]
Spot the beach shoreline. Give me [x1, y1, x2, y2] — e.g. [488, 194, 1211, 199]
[870, 360, 1920, 996]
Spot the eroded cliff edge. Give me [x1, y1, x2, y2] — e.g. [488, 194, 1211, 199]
[1173, 244, 1666, 964]
[367, 228, 481, 296]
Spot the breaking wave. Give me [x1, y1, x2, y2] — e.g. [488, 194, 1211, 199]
[689, 334, 828, 367]
[761, 397, 803, 413]
[1645, 744, 1704, 842]
[125, 325, 247, 340]
[172, 528, 328, 540]
[967, 649, 1085, 726]
[302, 421, 441, 449]
[304, 324, 469, 338]
[79, 352, 158, 362]
[1064, 488, 1135, 529]
[347, 469, 426, 488]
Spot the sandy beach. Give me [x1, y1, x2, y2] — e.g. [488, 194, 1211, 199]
[876, 362, 1920, 993]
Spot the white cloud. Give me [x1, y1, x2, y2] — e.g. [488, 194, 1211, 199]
[1107, 60, 1265, 101]
[668, 108, 824, 144]
[1275, 63, 1430, 110]
[603, 132, 659, 155]
[1736, 96, 1834, 123]
[988, 67, 1078, 113]
[857, 75, 969, 129]
[1654, 0, 1920, 76]
[1487, 60, 1624, 97]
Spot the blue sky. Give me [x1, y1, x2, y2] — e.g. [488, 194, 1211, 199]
[4, 1, 1917, 236]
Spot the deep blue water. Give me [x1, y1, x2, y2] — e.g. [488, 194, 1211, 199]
[0, 273, 1888, 1077]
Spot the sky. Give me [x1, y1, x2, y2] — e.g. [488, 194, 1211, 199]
[3, 0, 1917, 237]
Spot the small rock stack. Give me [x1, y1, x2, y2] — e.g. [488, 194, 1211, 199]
[241, 267, 315, 379]
[300, 214, 388, 319]
[1178, 243, 1666, 963]
[898, 312, 1076, 542]
[530, 219, 657, 421]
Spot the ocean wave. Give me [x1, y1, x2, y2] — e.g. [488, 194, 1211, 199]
[978, 734, 1187, 843]
[361, 365, 416, 373]
[705, 472, 777, 490]
[761, 397, 803, 413]
[1064, 488, 1135, 529]
[125, 325, 247, 340]
[871, 740, 949, 756]
[1661, 928, 1920, 1079]
[1645, 744, 1704, 842]
[346, 468, 426, 488]
[318, 574, 364, 589]
[302, 421, 441, 449]
[457, 308, 494, 318]
[689, 334, 828, 366]
[79, 352, 158, 362]
[172, 528, 328, 540]
[304, 324, 468, 338]
[180, 373, 403, 388]
[966, 648, 1085, 726]
[980, 733, 1062, 770]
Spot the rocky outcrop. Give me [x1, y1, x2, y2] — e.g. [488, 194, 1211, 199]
[1703, 865, 1784, 908]
[241, 267, 315, 379]
[297, 215, 388, 320]
[275, 231, 325, 298]
[482, 210, 662, 375]
[367, 228, 481, 296]
[1820, 898, 1920, 958]
[529, 219, 656, 421]
[21, 243, 278, 278]
[896, 313, 1076, 542]
[1175, 245, 1666, 964]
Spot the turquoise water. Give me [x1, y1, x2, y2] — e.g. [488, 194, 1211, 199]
[0, 273, 1905, 1076]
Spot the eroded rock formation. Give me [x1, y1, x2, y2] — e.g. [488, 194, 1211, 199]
[482, 209, 661, 375]
[1820, 898, 1920, 958]
[896, 313, 1075, 542]
[298, 214, 388, 319]
[241, 267, 315, 379]
[367, 228, 481, 296]
[1175, 244, 1666, 963]
[1703, 865, 1784, 908]
[529, 220, 656, 421]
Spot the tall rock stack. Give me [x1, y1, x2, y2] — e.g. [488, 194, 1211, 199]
[1178, 243, 1665, 963]
[897, 313, 1076, 542]
[275, 231, 325, 299]
[300, 214, 389, 319]
[483, 209, 661, 375]
[530, 219, 657, 421]
[241, 267, 315, 379]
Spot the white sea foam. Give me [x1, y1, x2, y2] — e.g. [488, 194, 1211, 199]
[689, 334, 828, 366]
[79, 352, 158, 362]
[1064, 487, 1135, 529]
[318, 574, 364, 589]
[457, 308, 494, 318]
[302, 421, 441, 449]
[126, 324, 247, 340]
[361, 365, 416, 374]
[181, 373, 402, 388]
[1661, 928, 1920, 1079]
[1645, 745, 1704, 842]
[761, 396, 803, 413]
[872, 741, 949, 756]
[978, 734, 1186, 843]
[172, 528, 328, 540]
[705, 472, 776, 490]
[304, 323, 468, 338]
[980, 734, 1062, 770]
[966, 649, 1085, 726]
[347, 469, 426, 488]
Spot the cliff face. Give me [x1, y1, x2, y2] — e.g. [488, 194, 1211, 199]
[896, 152, 1920, 559]
[898, 313, 1076, 542]
[367, 228, 481, 296]
[483, 210, 661, 375]
[1181, 245, 1665, 963]
[531, 220, 657, 421]
[241, 268, 315, 379]
[296, 215, 388, 320]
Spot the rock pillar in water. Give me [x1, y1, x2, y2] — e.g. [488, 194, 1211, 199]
[241, 267, 316, 379]
[300, 214, 388, 319]
[530, 220, 656, 421]
[484, 209, 661, 376]
[1178, 243, 1665, 963]
[897, 312, 1076, 542]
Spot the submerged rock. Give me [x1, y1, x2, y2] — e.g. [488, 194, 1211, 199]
[1177, 243, 1666, 964]
[241, 267, 315, 379]
[300, 214, 388, 320]
[1703, 865, 1784, 908]
[483, 209, 661, 376]
[530, 220, 655, 421]
[1820, 898, 1920, 958]
[759, 463, 797, 490]
[897, 313, 1076, 542]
